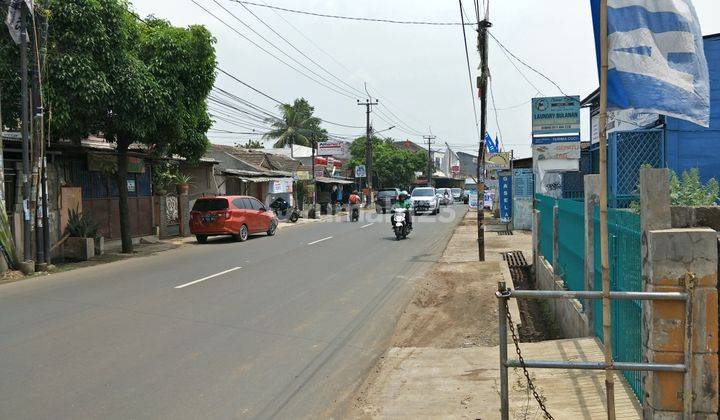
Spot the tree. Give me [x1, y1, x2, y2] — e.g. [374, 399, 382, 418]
[238, 139, 264, 149]
[7, 0, 217, 253]
[348, 137, 426, 189]
[264, 98, 327, 148]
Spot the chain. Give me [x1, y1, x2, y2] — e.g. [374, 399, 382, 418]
[504, 299, 555, 420]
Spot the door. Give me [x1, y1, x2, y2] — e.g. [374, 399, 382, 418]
[248, 198, 268, 232]
[231, 198, 249, 233]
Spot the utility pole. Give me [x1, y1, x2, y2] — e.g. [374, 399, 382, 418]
[20, 6, 31, 265]
[357, 98, 378, 206]
[477, 16, 491, 262]
[423, 135, 436, 187]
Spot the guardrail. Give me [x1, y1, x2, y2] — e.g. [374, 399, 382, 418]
[496, 282, 694, 420]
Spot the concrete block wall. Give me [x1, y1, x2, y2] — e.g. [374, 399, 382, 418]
[643, 227, 719, 417]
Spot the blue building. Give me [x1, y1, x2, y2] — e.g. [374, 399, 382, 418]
[578, 33, 720, 204]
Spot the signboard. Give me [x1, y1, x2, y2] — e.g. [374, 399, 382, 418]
[532, 96, 580, 135]
[499, 174, 512, 222]
[127, 179, 136, 193]
[513, 169, 534, 198]
[317, 141, 349, 157]
[468, 192, 478, 209]
[270, 179, 293, 194]
[486, 152, 511, 170]
[451, 164, 460, 174]
[532, 135, 580, 145]
[533, 142, 581, 160]
[354, 164, 366, 178]
[314, 168, 325, 178]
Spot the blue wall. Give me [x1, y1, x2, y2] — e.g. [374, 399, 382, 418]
[665, 35, 720, 182]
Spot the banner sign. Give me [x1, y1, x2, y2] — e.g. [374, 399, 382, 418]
[451, 164, 460, 174]
[532, 96, 580, 135]
[270, 179, 293, 194]
[499, 174, 512, 222]
[354, 164, 366, 178]
[318, 141, 349, 157]
[484, 190, 495, 209]
[296, 170, 311, 181]
[314, 168, 325, 178]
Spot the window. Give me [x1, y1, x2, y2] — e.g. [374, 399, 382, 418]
[241, 198, 253, 209]
[192, 199, 228, 212]
[232, 198, 245, 209]
[249, 198, 265, 210]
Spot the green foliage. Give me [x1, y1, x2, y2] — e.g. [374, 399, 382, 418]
[174, 173, 192, 185]
[67, 207, 99, 238]
[670, 168, 719, 206]
[348, 137, 427, 188]
[239, 139, 264, 149]
[264, 98, 327, 148]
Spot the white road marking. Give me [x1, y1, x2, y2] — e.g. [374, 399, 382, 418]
[174, 267, 242, 289]
[361, 223, 374, 229]
[307, 236, 333, 245]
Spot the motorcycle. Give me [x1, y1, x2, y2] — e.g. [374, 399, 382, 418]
[350, 205, 360, 222]
[270, 197, 300, 223]
[392, 208, 412, 240]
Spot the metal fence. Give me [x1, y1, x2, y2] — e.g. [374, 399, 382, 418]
[609, 129, 664, 208]
[536, 194, 556, 264]
[593, 206, 643, 401]
[556, 198, 585, 294]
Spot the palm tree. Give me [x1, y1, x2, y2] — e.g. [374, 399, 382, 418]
[264, 101, 319, 151]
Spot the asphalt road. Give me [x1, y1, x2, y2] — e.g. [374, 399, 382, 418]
[0, 205, 465, 419]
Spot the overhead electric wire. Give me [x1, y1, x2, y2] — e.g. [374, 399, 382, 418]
[458, 0, 482, 143]
[228, 1, 475, 26]
[487, 30, 571, 98]
[495, 38, 544, 97]
[233, 0, 367, 98]
[488, 78, 505, 151]
[209, 0, 360, 100]
[192, 1, 356, 100]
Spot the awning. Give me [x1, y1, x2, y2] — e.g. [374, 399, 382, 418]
[315, 177, 354, 185]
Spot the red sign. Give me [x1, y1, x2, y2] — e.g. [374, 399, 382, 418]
[451, 164, 460, 174]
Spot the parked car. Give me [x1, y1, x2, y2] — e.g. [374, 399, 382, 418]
[437, 188, 453, 206]
[451, 188, 463, 202]
[190, 195, 278, 243]
[376, 188, 401, 214]
[410, 187, 439, 215]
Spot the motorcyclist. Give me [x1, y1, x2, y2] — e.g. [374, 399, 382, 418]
[392, 191, 412, 229]
[349, 190, 362, 205]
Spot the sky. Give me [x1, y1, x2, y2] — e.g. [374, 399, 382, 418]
[133, 0, 720, 158]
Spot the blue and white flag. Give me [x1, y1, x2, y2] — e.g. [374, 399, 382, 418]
[485, 133, 499, 153]
[591, 0, 710, 127]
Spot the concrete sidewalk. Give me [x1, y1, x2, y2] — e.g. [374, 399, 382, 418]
[348, 210, 641, 419]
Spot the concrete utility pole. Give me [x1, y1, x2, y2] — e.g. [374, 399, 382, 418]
[477, 17, 491, 262]
[20, 7, 31, 265]
[423, 135, 436, 187]
[357, 98, 378, 205]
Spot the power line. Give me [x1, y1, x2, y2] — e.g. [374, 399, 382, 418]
[228, 1, 476, 26]
[209, 0, 359, 99]
[487, 30, 571, 98]
[488, 78, 504, 151]
[233, 0, 367, 98]
[192, 1, 356, 100]
[458, 0, 481, 143]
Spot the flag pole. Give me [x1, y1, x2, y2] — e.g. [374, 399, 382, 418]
[599, 0, 616, 418]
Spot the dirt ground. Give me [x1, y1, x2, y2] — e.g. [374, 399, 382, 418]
[345, 211, 640, 419]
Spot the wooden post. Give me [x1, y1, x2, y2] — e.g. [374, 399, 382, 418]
[599, 0, 616, 418]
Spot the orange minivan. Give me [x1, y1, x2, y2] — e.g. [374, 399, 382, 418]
[190, 195, 278, 243]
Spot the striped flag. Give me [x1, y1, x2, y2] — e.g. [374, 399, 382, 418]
[591, 0, 710, 127]
[485, 133, 499, 153]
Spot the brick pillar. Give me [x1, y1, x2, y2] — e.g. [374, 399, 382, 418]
[643, 227, 718, 418]
[584, 174, 600, 328]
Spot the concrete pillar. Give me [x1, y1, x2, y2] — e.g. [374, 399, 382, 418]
[643, 227, 718, 418]
[180, 192, 190, 237]
[583, 174, 601, 327]
[552, 203, 559, 270]
[640, 167, 672, 235]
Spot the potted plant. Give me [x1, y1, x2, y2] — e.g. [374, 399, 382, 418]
[175, 173, 192, 195]
[64, 207, 99, 261]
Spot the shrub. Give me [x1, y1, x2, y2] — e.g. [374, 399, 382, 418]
[67, 207, 99, 238]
